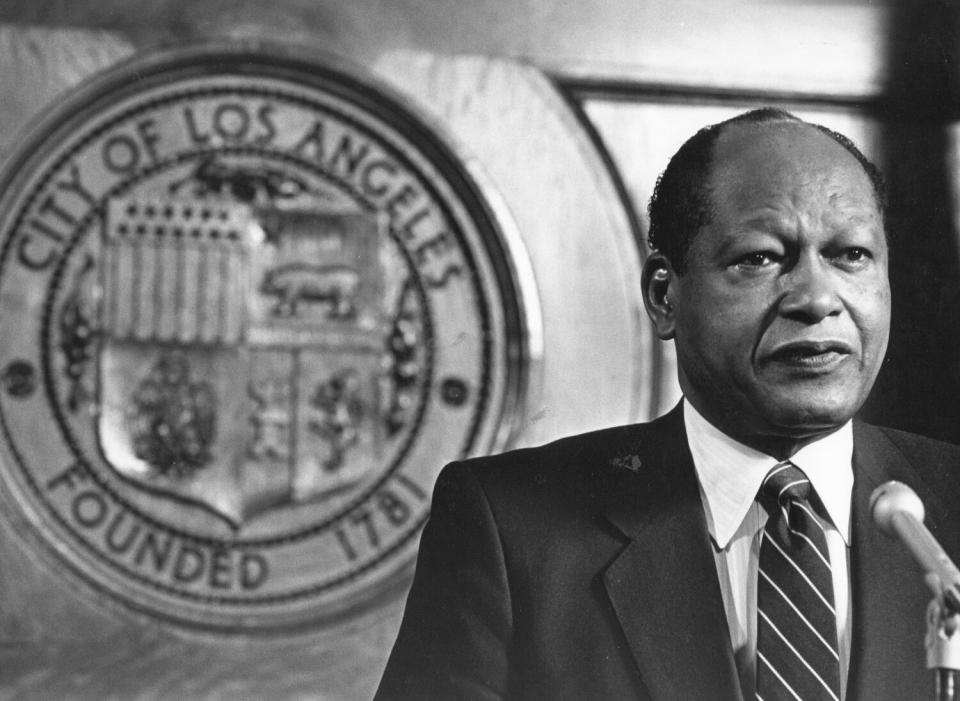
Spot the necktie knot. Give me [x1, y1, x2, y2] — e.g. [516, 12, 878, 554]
[761, 462, 811, 509]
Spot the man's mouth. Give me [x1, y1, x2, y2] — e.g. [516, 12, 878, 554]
[766, 341, 853, 368]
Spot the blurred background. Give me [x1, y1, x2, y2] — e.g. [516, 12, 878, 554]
[1, 1, 959, 698]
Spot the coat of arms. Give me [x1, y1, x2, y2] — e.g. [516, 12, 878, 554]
[94, 190, 396, 525]
[0, 46, 526, 631]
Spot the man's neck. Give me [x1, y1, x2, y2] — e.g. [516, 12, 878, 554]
[682, 400, 847, 460]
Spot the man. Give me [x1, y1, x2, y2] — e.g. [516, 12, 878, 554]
[374, 109, 960, 700]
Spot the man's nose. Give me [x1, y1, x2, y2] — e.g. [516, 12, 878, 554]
[778, 257, 843, 322]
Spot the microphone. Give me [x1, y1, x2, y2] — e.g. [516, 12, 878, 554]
[870, 481, 960, 613]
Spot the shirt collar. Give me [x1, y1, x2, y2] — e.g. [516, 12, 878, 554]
[683, 399, 853, 549]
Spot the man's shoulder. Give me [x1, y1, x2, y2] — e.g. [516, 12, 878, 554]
[441, 410, 686, 504]
[854, 420, 960, 525]
[855, 420, 960, 466]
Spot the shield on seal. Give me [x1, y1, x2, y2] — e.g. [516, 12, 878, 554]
[97, 194, 391, 526]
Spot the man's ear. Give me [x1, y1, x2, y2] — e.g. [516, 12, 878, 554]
[641, 253, 677, 340]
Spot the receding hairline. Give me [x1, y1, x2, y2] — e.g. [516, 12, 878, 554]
[716, 118, 850, 154]
[707, 118, 885, 214]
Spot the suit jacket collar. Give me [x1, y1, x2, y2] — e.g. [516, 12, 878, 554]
[601, 405, 744, 701]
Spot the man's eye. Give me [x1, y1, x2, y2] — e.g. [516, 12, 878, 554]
[736, 252, 776, 267]
[838, 247, 872, 265]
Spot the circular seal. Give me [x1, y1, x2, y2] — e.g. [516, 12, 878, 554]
[0, 45, 529, 632]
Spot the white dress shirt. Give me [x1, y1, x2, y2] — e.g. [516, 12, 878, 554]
[683, 400, 854, 700]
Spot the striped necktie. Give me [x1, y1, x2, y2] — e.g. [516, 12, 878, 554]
[756, 462, 841, 701]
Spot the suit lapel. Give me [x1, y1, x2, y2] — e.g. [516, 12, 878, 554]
[601, 407, 743, 701]
[846, 422, 932, 701]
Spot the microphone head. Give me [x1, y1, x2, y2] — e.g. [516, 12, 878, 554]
[870, 480, 925, 537]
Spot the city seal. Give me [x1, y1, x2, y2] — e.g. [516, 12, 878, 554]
[0, 45, 529, 632]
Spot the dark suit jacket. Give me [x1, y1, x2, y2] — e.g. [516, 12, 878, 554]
[375, 406, 960, 700]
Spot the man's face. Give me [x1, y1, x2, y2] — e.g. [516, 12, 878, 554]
[664, 122, 890, 452]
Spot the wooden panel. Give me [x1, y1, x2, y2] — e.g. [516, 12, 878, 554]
[0, 1, 889, 98]
[375, 51, 663, 440]
[0, 36, 648, 700]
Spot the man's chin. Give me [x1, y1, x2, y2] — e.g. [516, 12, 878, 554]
[759, 398, 859, 437]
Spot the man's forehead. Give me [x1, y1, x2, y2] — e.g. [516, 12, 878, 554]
[715, 121, 845, 168]
[709, 120, 878, 205]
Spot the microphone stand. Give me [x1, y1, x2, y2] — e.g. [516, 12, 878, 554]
[926, 580, 960, 701]
[868, 482, 960, 700]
